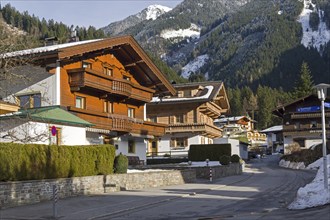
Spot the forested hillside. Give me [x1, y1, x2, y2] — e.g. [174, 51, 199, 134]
[1, 0, 329, 130]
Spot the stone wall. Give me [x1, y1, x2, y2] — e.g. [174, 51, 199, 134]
[194, 163, 243, 179]
[0, 169, 195, 208]
[0, 164, 243, 208]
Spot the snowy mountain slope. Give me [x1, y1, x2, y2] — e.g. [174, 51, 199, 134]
[298, 0, 330, 54]
[101, 5, 171, 36]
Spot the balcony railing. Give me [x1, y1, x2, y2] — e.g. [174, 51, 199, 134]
[68, 68, 153, 102]
[68, 107, 165, 136]
[199, 102, 222, 118]
[166, 122, 222, 138]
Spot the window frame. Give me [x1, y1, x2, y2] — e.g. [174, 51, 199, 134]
[82, 61, 92, 69]
[103, 66, 113, 76]
[17, 93, 41, 108]
[103, 101, 113, 113]
[128, 107, 135, 118]
[128, 140, 135, 153]
[75, 96, 86, 109]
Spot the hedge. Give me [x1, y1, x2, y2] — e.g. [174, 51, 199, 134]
[0, 143, 116, 181]
[188, 144, 231, 161]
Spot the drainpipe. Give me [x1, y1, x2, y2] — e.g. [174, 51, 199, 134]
[55, 60, 61, 105]
[144, 103, 147, 121]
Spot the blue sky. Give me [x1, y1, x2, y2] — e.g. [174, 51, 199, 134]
[1, 0, 183, 28]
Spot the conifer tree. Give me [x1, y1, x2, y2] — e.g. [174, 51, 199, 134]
[292, 61, 314, 99]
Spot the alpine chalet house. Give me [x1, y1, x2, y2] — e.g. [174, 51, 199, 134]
[146, 81, 230, 156]
[0, 36, 176, 163]
[273, 94, 330, 153]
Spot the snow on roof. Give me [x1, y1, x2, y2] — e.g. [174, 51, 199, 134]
[298, 0, 330, 53]
[214, 116, 246, 123]
[146, 5, 172, 20]
[260, 125, 283, 133]
[160, 23, 200, 39]
[2, 39, 103, 58]
[151, 85, 214, 102]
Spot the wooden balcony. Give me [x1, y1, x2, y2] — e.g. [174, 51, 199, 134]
[68, 107, 165, 137]
[68, 68, 154, 103]
[283, 124, 330, 137]
[199, 102, 222, 119]
[166, 123, 222, 138]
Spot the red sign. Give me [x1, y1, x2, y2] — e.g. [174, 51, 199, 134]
[51, 126, 57, 136]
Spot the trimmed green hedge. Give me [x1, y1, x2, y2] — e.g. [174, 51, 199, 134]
[114, 153, 128, 174]
[219, 155, 231, 165]
[188, 144, 231, 161]
[0, 143, 116, 181]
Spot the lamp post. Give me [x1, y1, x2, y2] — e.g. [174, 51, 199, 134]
[314, 83, 330, 190]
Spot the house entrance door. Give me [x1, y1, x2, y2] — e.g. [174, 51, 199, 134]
[148, 139, 158, 156]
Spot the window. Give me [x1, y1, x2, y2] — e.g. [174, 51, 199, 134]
[177, 91, 184, 97]
[149, 116, 157, 123]
[17, 93, 41, 108]
[128, 140, 135, 153]
[128, 108, 135, 118]
[82, 61, 92, 69]
[170, 137, 188, 148]
[176, 114, 184, 123]
[310, 121, 317, 128]
[201, 136, 205, 144]
[294, 122, 300, 129]
[75, 96, 85, 109]
[103, 67, 113, 76]
[123, 75, 131, 81]
[103, 101, 113, 113]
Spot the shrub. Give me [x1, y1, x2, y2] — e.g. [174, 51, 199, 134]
[0, 143, 116, 181]
[219, 155, 231, 165]
[114, 153, 128, 174]
[188, 144, 231, 161]
[231, 154, 240, 163]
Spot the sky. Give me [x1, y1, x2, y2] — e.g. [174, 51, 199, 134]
[1, 0, 183, 28]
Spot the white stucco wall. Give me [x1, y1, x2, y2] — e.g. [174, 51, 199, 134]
[5, 74, 56, 107]
[0, 120, 87, 145]
[305, 139, 322, 149]
[283, 136, 293, 153]
[114, 136, 148, 162]
[213, 137, 248, 159]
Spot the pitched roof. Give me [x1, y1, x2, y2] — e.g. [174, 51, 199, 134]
[0, 106, 93, 127]
[150, 81, 229, 110]
[3, 36, 175, 96]
[260, 125, 283, 133]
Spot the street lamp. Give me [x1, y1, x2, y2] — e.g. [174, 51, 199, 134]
[314, 83, 330, 190]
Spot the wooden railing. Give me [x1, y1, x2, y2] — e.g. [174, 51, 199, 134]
[68, 68, 153, 102]
[68, 107, 165, 136]
[199, 102, 222, 118]
[166, 123, 222, 138]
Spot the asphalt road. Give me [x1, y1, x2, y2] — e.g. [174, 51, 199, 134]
[1, 155, 329, 220]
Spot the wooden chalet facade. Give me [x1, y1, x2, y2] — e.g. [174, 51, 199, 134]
[273, 94, 330, 152]
[146, 81, 230, 156]
[0, 36, 175, 161]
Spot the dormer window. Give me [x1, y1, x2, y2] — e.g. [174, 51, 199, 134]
[103, 67, 113, 76]
[82, 61, 92, 69]
[123, 75, 131, 81]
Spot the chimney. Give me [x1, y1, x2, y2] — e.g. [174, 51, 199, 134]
[68, 30, 79, 43]
[44, 37, 58, 46]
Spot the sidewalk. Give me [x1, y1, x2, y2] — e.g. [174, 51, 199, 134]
[0, 171, 254, 220]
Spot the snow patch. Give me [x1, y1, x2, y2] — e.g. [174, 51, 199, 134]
[181, 54, 209, 79]
[161, 23, 201, 39]
[288, 154, 330, 209]
[298, 0, 330, 53]
[146, 5, 172, 20]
